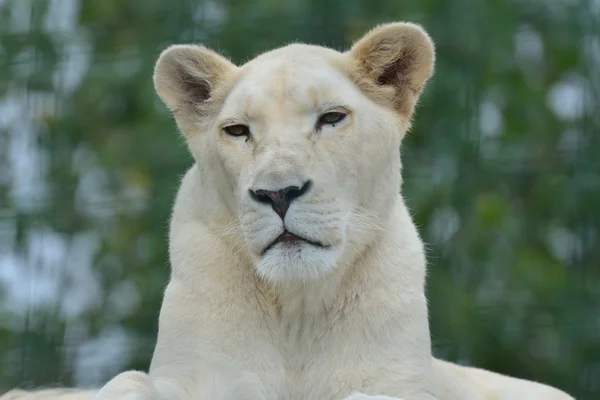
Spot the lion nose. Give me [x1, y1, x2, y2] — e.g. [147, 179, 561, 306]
[249, 181, 312, 219]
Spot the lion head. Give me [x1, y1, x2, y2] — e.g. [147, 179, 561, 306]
[153, 23, 435, 284]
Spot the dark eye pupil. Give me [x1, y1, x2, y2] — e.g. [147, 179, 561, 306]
[319, 112, 346, 125]
[224, 124, 249, 137]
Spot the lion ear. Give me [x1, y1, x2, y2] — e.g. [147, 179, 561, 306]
[348, 22, 435, 117]
[153, 44, 237, 132]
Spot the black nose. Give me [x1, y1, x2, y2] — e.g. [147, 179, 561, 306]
[249, 181, 312, 219]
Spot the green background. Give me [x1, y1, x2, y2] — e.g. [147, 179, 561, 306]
[0, 0, 598, 399]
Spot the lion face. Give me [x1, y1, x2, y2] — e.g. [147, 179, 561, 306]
[153, 23, 435, 284]
[216, 49, 408, 283]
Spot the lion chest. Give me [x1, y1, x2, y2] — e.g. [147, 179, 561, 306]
[274, 330, 349, 400]
[259, 309, 368, 400]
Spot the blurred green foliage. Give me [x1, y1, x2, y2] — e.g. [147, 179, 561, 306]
[0, 0, 598, 398]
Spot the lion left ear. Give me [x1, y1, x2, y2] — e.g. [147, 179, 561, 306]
[153, 44, 238, 136]
[348, 22, 435, 117]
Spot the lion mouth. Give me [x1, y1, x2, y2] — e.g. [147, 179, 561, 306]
[262, 230, 327, 255]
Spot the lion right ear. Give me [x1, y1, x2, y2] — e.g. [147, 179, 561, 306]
[348, 22, 435, 118]
[153, 45, 237, 133]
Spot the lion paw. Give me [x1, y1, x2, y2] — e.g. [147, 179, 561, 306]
[94, 371, 156, 400]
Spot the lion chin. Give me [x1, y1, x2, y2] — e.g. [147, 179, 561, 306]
[257, 232, 340, 285]
[2, 22, 574, 400]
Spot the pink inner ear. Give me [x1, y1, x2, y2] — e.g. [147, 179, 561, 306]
[377, 49, 416, 90]
[177, 66, 211, 104]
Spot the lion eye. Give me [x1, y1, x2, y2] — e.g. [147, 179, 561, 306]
[223, 124, 251, 138]
[318, 111, 346, 127]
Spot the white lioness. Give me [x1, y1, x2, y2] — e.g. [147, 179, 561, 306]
[2, 22, 574, 400]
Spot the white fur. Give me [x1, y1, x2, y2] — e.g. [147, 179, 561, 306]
[344, 394, 405, 400]
[1, 22, 574, 400]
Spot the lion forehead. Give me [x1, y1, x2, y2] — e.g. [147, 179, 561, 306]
[221, 48, 360, 120]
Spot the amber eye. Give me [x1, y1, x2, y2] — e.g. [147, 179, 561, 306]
[223, 124, 251, 138]
[318, 111, 347, 127]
